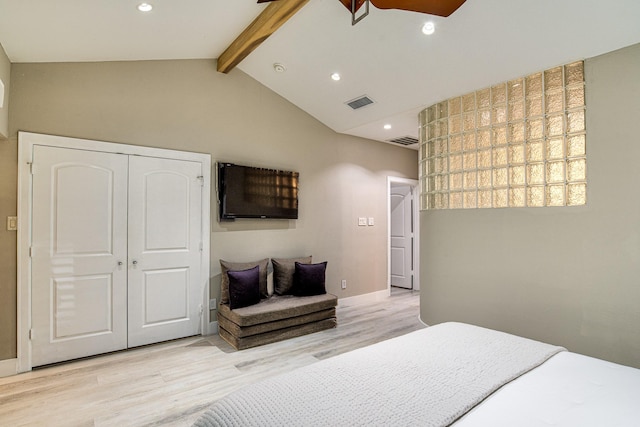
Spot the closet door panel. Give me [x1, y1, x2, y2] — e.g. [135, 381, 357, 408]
[30, 146, 129, 367]
[127, 156, 203, 347]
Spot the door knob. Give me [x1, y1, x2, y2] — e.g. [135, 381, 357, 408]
[132, 260, 138, 265]
[117, 261, 123, 266]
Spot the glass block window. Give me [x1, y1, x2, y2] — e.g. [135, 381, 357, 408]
[419, 61, 586, 210]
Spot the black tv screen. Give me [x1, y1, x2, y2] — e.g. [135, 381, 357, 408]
[218, 162, 299, 220]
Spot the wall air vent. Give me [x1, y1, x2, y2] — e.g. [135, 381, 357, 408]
[346, 95, 374, 110]
[388, 136, 419, 146]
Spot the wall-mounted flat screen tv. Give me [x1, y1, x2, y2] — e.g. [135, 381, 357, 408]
[218, 162, 299, 221]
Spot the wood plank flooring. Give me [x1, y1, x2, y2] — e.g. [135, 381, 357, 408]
[0, 288, 423, 427]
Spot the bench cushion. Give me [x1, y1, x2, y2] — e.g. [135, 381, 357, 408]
[219, 318, 337, 350]
[219, 307, 336, 338]
[218, 293, 338, 327]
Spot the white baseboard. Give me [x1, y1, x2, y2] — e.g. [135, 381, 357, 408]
[418, 315, 430, 327]
[338, 289, 390, 307]
[207, 321, 219, 335]
[0, 358, 18, 378]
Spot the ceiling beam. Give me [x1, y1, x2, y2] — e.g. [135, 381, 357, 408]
[217, 0, 310, 74]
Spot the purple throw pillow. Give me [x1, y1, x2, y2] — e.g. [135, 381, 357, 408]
[292, 261, 327, 296]
[228, 266, 261, 309]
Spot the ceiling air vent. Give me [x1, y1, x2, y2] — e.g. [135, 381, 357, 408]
[388, 136, 419, 146]
[346, 95, 374, 110]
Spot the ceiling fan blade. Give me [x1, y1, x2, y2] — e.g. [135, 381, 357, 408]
[370, 0, 466, 17]
[338, 0, 367, 13]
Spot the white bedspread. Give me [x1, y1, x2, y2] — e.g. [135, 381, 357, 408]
[194, 322, 564, 427]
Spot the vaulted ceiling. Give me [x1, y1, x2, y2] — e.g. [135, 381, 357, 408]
[1, 0, 640, 149]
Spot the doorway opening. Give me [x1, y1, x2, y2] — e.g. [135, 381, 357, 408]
[387, 177, 419, 294]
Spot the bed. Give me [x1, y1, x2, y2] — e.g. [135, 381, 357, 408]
[193, 322, 640, 426]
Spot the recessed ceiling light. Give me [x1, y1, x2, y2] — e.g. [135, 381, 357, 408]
[384, 124, 392, 130]
[137, 3, 153, 12]
[273, 63, 286, 73]
[422, 22, 435, 35]
[331, 73, 341, 81]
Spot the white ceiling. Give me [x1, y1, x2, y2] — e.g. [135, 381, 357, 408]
[1, 0, 640, 150]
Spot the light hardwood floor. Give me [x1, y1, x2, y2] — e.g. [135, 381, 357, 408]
[0, 288, 423, 427]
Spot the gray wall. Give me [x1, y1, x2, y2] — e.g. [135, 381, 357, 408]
[0, 43, 14, 360]
[0, 43, 9, 138]
[0, 59, 417, 360]
[421, 43, 640, 368]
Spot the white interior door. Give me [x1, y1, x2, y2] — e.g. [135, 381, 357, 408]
[390, 184, 413, 289]
[31, 146, 129, 367]
[126, 156, 203, 347]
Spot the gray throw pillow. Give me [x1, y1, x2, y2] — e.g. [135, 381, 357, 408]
[272, 256, 312, 295]
[220, 258, 269, 304]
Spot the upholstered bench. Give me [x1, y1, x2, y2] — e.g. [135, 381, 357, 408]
[216, 256, 338, 350]
[218, 293, 337, 350]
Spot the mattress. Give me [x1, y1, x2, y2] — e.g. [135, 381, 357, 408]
[454, 350, 640, 426]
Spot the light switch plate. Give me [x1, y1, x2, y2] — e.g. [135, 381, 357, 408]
[368, 217, 374, 226]
[358, 217, 367, 226]
[7, 216, 17, 231]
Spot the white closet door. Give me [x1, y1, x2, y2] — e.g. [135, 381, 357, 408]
[31, 146, 129, 367]
[127, 156, 203, 347]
